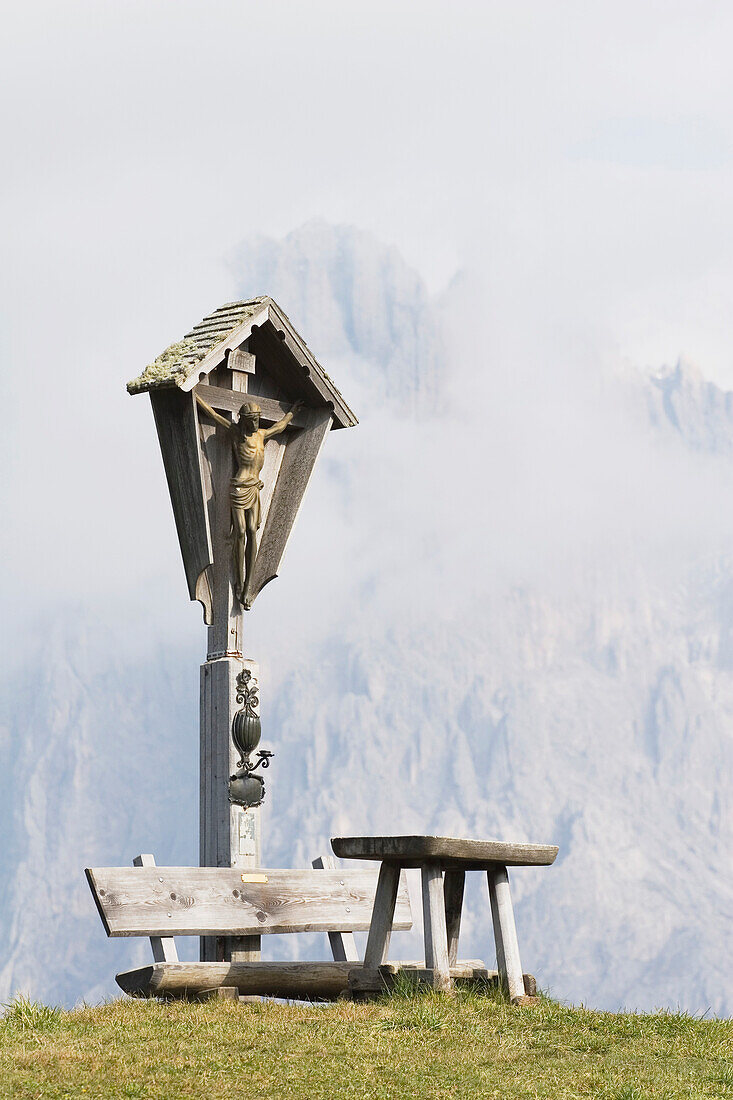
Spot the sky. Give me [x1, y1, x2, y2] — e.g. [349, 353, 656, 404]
[2, 0, 733, 659]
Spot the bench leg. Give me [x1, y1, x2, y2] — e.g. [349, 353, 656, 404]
[443, 869, 465, 967]
[363, 863, 401, 968]
[421, 865, 452, 993]
[487, 865, 525, 1002]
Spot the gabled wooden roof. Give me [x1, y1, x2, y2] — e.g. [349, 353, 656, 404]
[127, 295, 357, 429]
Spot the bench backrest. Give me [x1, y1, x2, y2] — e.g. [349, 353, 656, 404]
[86, 865, 412, 939]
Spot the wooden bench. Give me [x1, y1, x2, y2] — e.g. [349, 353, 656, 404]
[86, 853, 416, 1000]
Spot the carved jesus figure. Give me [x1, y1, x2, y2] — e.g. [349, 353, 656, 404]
[195, 394, 302, 608]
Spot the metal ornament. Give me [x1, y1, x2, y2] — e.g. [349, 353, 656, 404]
[229, 669, 273, 807]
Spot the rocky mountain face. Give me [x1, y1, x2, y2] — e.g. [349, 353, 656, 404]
[230, 221, 444, 413]
[647, 359, 733, 457]
[0, 222, 731, 1015]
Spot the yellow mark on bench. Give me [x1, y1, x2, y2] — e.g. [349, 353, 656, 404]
[241, 874, 268, 884]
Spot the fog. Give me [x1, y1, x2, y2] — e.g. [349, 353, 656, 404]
[3, 1, 733, 703]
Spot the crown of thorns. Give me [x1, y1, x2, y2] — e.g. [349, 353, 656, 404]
[239, 402, 262, 416]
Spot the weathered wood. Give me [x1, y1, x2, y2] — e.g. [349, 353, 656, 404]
[117, 961, 355, 1000]
[312, 856, 359, 963]
[362, 863, 402, 969]
[421, 865, 451, 992]
[197, 985, 239, 1001]
[178, 304, 271, 393]
[332, 835, 558, 869]
[227, 347, 256, 375]
[195, 384, 311, 429]
[199, 402, 240, 657]
[132, 856, 179, 964]
[265, 303, 357, 429]
[487, 866, 525, 1002]
[197, 369, 259, 948]
[349, 965, 537, 999]
[443, 869, 465, 967]
[85, 867, 412, 938]
[247, 407, 333, 602]
[199, 659, 260, 875]
[150, 388, 213, 623]
[379, 960, 486, 975]
[348, 962, 488, 996]
[196, 350, 260, 962]
[256, 435, 287, 541]
[174, 300, 358, 430]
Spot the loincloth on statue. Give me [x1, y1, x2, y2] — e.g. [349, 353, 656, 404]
[230, 477, 263, 528]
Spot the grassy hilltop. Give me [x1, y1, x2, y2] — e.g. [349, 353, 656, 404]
[0, 990, 730, 1099]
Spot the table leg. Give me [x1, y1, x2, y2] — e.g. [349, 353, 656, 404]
[421, 864, 452, 992]
[363, 862, 401, 968]
[443, 869, 465, 967]
[487, 865, 525, 1001]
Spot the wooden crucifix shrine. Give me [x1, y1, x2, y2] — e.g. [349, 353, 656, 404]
[128, 296, 357, 961]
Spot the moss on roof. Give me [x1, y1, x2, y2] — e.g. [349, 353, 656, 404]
[127, 298, 267, 394]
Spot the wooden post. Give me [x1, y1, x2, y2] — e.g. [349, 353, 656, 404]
[420, 864, 452, 993]
[362, 863, 401, 968]
[487, 865, 524, 1001]
[443, 869, 465, 967]
[199, 350, 262, 963]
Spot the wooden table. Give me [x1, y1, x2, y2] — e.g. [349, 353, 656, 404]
[331, 835, 558, 1000]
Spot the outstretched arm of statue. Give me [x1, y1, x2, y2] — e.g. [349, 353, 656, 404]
[195, 392, 231, 431]
[263, 399, 304, 439]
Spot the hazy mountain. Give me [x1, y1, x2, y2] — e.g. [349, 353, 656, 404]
[0, 223, 730, 1016]
[230, 221, 444, 413]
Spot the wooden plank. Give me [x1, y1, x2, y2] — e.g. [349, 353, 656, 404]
[421, 865, 451, 992]
[194, 384, 312, 429]
[197, 986, 238, 1001]
[331, 835, 559, 868]
[227, 347, 255, 375]
[380, 960, 486, 975]
[487, 866, 525, 1002]
[349, 962, 489, 996]
[350, 967, 536, 998]
[247, 407, 333, 604]
[200, 403, 238, 657]
[85, 867, 411, 938]
[247, 323, 314, 405]
[178, 305, 271, 393]
[256, 435, 287, 542]
[443, 869, 465, 967]
[117, 961, 355, 1000]
[362, 863, 401, 968]
[312, 856, 360, 963]
[132, 856, 179, 964]
[149, 388, 213, 623]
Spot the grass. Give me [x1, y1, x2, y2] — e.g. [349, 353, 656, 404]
[0, 988, 730, 1099]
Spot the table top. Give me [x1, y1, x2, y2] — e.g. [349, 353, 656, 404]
[331, 835, 558, 869]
